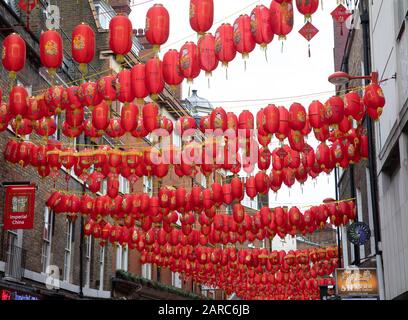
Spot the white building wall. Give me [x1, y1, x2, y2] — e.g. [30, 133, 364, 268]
[370, 0, 408, 299]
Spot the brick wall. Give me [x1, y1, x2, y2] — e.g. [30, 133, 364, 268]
[0, 0, 116, 295]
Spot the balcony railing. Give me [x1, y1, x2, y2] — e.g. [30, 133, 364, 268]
[4, 244, 26, 281]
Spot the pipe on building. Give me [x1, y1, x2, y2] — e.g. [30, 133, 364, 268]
[360, 0, 385, 300]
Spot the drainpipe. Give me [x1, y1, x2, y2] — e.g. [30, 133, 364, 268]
[334, 169, 342, 268]
[360, 1, 385, 300]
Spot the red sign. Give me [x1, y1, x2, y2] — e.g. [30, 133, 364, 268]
[18, 0, 39, 13]
[3, 185, 36, 230]
[299, 22, 319, 42]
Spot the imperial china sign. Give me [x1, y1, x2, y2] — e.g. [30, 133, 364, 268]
[3, 184, 36, 230]
[335, 268, 379, 297]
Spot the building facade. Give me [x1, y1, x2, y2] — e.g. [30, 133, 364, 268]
[334, 0, 408, 300]
[369, 0, 408, 300]
[0, 0, 208, 300]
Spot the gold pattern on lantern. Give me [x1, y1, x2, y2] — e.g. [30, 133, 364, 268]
[45, 40, 58, 55]
[73, 35, 85, 50]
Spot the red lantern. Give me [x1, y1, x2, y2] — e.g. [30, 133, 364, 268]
[92, 101, 110, 132]
[62, 86, 82, 110]
[131, 64, 149, 103]
[145, 4, 170, 52]
[9, 85, 28, 120]
[263, 104, 280, 134]
[78, 81, 102, 107]
[231, 177, 244, 201]
[72, 23, 95, 73]
[65, 108, 84, 128]
[143, 102, 159, 133]
[233, 204, 245, 224]
[288, 130, 305, 152]
[238, 110, 254, 138]
[308, 100, 325, 129]
[250, 5, 274, 48]
[2, 33, 26, 78]
[40, 30, 63, 75]
[26, 97, 45, 121]
[190, 0, 214, 35]
[97, 75, 117, 104]
[233, 15, 256, 60]
[210, 107, 228, 132]
[325, 96, 345, 126]
[163, 49, 184, 88]
[289, 103, 306, 131]
[121, 103, 138, 132]
[145, 57, 164, 100]
[215, 23, 237, 67]
[0, 103, 11, 132]
[198, 33, 219, 77]
[35, 117, 57, 137]
[179, 41, 201, 83]
[255, 171, 269, 194]
[270, 0, 294, 40]
[344, 92, 365, 122]
[316, 143, 331, 169]
[106, 118, 125, 139]
[364, 82, 385, 111]
[109, 15, 133, 62]
[276, 106, 290, 141]
[116, 69, 134, 104]
[296, 0, 319, 21]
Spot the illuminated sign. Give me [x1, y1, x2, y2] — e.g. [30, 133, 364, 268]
[1, 289, 39, 300]
[335, 268, 379, 297]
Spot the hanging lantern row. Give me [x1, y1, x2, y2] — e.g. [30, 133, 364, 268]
[1, 1, 351, 82]
[0, 81, 386, 143]
[137, 243, 337, 300]
[46, 186, 356, 242]
[4, 119, 369, 187]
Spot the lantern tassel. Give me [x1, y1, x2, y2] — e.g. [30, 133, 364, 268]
[281, 41, 284, 54]
[208, 77, 211, 89]
[321, 0, 324, 10]
[226, 66, 228, 81]
[264, 46, 268, 63]
[308, 43, 311, 58]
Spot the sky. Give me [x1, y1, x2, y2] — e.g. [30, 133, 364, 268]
[130, 0, 338, 209]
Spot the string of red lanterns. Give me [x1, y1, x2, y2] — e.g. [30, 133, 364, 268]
[0, 82, 385, 141]
[45, 187, 356, 242]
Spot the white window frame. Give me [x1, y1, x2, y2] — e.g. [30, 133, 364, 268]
[63, 219, 74, 282]
[85, 236, 92, 288]
[41, 207, 53, 274]
[94, 2, 110, 29]
[143, 176, 153, 196]
[98, 246, 105, 291]
[115, 245, 128, 271]
[172, 272, 182, 289]
[142, 263, 152, 280]
[119, 175, 129, 194]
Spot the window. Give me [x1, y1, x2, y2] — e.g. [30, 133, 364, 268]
[396, 0, 408, 38]
[98, 246, 105, 291]
[143, 176, 153, 196]
[119, 175, 129, 194]
[142, 263, 152, 280]
[173, 130, 182, 148]
[63, 219, 74, 282]
[85, 236, 92, 288]
[41, 208, 53, 274]
[115, 245, 128, 271]
[94, 2, 110, 29]
[172, 272, 182, 288]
